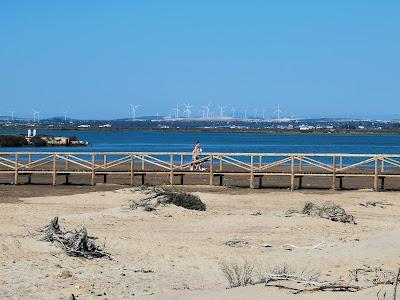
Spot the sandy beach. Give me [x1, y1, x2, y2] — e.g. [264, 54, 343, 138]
[1, 185, 400, 299]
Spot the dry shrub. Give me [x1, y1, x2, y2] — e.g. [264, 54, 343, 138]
[219, 260, 255, 288]
[302, 201, 356, 224]
[131, 186, 206, 211]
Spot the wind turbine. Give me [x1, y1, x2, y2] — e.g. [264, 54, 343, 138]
[33, 109, 40, 122]
[262, 108, 265, 119]
[200, 107, 206, 118]
[254, 108, 258, 118]
[184, 103, 193, 118]
[231, 107, 236, 118]
[129, 104, 140, 120]
[202, 102, 211, 118]
[244, 108, 248, 119]
[218, 105, 226, 118]
[172, 104, 180, 119]
[9, 110, 14, 122]
[63, 111, 68, 122]
[275, 104, 283, 120]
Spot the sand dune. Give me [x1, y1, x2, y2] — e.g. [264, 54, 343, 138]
[0, 186, 399, 299]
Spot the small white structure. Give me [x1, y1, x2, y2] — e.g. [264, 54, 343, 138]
[32, 129, 37, 136]
[27, 129, 32, 137]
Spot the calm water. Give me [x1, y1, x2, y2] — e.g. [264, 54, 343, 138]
[1, 130, 400, 154]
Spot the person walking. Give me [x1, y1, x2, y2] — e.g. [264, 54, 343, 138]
[191, 140, 204, 170]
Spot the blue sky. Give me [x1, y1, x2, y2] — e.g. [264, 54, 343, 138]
[0, 1, 399, 119]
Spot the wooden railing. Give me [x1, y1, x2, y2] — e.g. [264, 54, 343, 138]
[0, 152, 399, 190]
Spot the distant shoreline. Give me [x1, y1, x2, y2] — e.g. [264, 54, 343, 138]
[1, 126, 400, 135]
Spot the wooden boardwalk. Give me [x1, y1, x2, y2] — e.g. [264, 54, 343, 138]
[1, 152, 399, 190]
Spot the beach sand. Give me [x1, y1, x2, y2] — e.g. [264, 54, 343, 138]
[1, 185, 399, 299]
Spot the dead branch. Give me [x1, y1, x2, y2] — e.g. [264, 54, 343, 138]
[360, 201, 392, 208]
[393, 267, 400, 300]
[349, 267, 396, 287]
[282, 242, 324, 251]
[264, 273, 335, 287]
[40, 217, 113, 260]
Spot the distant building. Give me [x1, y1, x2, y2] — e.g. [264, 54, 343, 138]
[299, 125, 315, 131]
[77, 124, 91, 128]
[99, 124, 112, 128]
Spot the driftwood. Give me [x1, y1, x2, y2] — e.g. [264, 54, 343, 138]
[263, 273, 362, 294]
[40, 217, 113, 260]
[282, 242, 324, 251]
[360, 201, 392, 208]
[349, 267, 396, 287]
[394, 268, 400, 300]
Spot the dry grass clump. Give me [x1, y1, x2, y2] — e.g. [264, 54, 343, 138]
[219, 260, 255, 288]
[219, 261, 398, 294]
[131, 186, 206, 211]
[224, 239, 249, 248]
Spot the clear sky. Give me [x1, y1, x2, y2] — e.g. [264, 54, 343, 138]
[0, 1, 399, 119]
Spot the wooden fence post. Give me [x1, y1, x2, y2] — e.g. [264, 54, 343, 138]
[91, 154, 96, 186]
[290, 156, 295, 191]
[52, 154, 56, 186]
[14, 154, 19, 185]
[65, 154, 69, 170]
[169, 154, 174, 185]
[130, 154, 134, 186]
[374, 157, 379, 191]
[250, 155, 254, 188]
[332, 156, 336, 191]
[209, 155, 214, 186]
[299, 156, 303, 172]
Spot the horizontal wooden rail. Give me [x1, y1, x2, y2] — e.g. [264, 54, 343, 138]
[0, 152, 399, 190]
